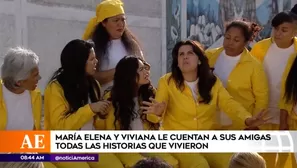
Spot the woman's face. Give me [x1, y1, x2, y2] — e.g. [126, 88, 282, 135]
[137, 60, 150, 86]
[103, 14, 126, 39]
[17, 67, 41, 91]
[177, 45, 199, 73]
[273, 22, 296, 46]
[223, 26, 247, 56]
[85, 48, 98, 76]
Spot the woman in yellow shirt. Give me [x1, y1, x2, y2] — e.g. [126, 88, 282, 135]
[103, 56, 178, 168]
[44, 39, 123, 168]
[141, 40, 269, 168]
[0, 47, 55, 168]
[279, 54, 297, 167]
[206, 20, 268, 130]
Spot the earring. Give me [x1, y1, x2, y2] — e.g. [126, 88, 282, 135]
[198, 60, 201, 65]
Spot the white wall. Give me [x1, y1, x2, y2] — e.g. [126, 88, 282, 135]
[0, 0, 166, 93]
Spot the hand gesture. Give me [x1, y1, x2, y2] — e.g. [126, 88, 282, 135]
[90, 100, 111, 119]
[245, 109, 272, 128]
[140, 98, 166, 116]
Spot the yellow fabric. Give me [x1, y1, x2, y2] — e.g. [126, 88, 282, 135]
[171, 153, 209, 168]
[250, 37, 297, 62]
[148, 73, 252, 130]
[206, 47, 268, 124]
[43, 162, 57, 168]
[44, 81, 95, 130]
[103, 91, 178, 168]
[82, 0, 125, 40]
[0, 80, 42, 130]
[44, 81, 123, 167]
[203, 153, 233, 168]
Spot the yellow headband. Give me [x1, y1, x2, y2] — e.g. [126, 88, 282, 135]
[82, 0, 125, 40]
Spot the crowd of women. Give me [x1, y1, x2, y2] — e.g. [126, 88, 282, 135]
[1, 0, 297, 168]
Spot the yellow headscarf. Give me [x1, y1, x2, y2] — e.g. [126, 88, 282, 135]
[82, 0, 125, 40]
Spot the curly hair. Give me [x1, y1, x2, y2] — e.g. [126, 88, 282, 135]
[225, 19, 263, 42]
[92, 21, 143, 64]
[110, 56, 159, 130]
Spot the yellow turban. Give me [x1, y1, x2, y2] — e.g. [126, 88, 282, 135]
[82, 0, 125, 40]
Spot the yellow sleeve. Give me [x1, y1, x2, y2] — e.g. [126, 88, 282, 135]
[250, 43, 260, 60]
[216, 79, 252, 126]
[44, 82, 95, 130]
[155, 76, 169, 103]
[33, 89, 42, 130]
[116, 154, 144, 168]
[251, 63, 269, 115]
[147, 76, 169, 123]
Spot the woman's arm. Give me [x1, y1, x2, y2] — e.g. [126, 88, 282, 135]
[251, 63, 269, 116]
[146, 77, 169, 123]
[44, 82, 95, 130]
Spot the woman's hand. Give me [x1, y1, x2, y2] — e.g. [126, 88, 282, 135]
[90, 100, 111, 119]
[245, 109, 272, 128]
[140, 98, 166, 117]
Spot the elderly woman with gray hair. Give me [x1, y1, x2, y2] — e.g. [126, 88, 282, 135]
[0, 47, 56, 168]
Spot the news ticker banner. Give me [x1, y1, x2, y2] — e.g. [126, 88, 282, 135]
[0, 131, 297, 155]
[0, 154, 98, 162]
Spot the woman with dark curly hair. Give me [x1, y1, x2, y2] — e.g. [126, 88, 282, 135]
[103, 56, 178, 168]
[206, 20, 268, 131]
[82, 0, 144, 95]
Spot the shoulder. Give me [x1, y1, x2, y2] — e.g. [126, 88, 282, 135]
[31, 88, 41, 95]
[159, 73, 173, 84]
[252, 38, 272, 48]
[244, 51, 262, 63]
[205, 47, 223, 56]
[45, 80, 63, 95]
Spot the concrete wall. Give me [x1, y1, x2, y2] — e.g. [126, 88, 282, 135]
[0, 0, 166, 92]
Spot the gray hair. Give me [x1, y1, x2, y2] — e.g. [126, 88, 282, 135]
[0, 162, 44, 168]
[1, 47, 39, 89]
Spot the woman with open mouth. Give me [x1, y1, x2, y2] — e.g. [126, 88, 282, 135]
[141, 40, 270, 168]
[44, 39, 123, 168]
[0, 47, 56, 168]
[82, 0, 144, 96]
